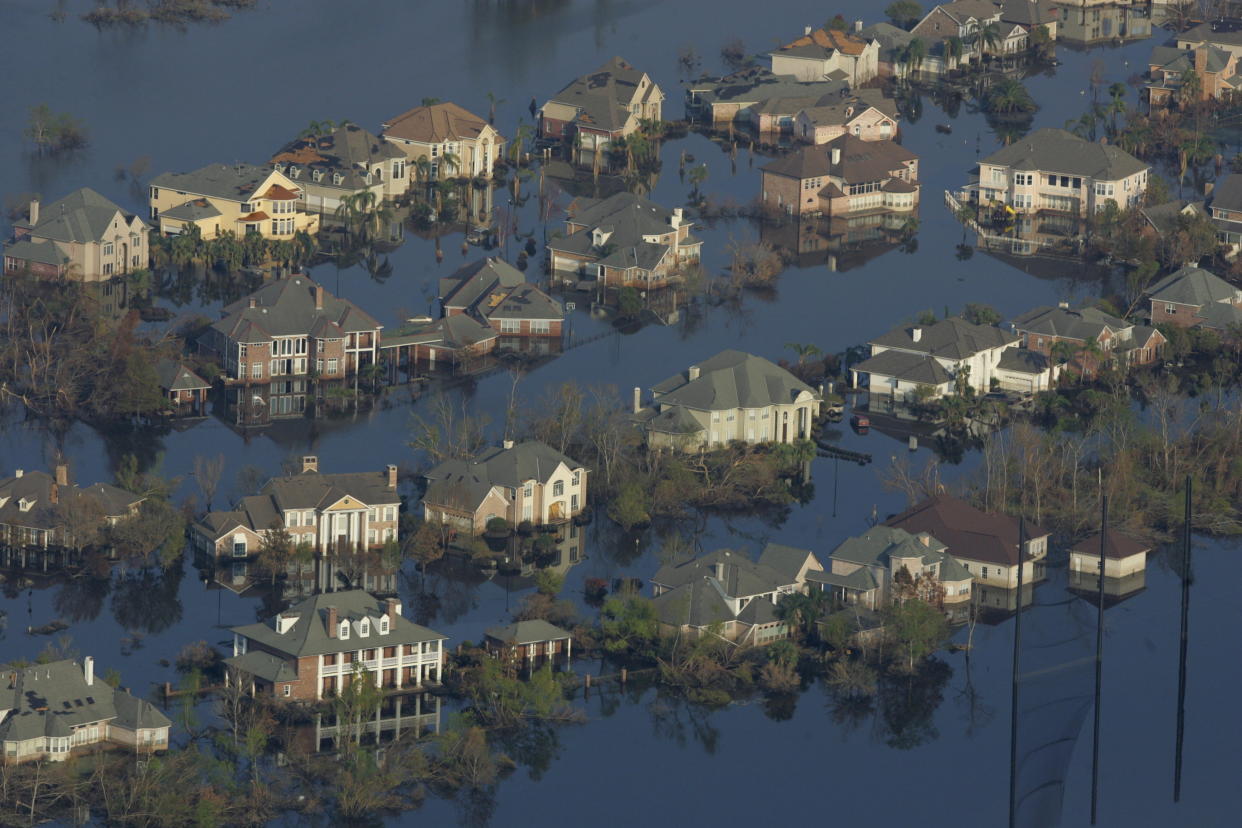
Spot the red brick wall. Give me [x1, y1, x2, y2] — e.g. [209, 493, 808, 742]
[1150, 300, 1201, 328]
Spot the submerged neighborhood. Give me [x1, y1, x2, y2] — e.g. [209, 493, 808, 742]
[0, 1, 1235, 826]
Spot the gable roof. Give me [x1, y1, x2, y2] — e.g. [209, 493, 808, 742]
[0, 659, 169, 743]
[545, 57, 659, 133]
[1011, 305, 1128, 342]
[1149, 44, 1233, 76]
[828, 525, 947, 569]
[1142, 199, 1206, 236]
[423, 441, 583, 514]
[152, 163, 285, 203]
[885, 494, 1047, 567]
[652, 548, 793, 599]
[14, 188, 141, 245]
[979, 128, 1147, 181]
[1070, 531, 1150, 561]
[271, 123, 403, 190]
[773, 27, 869, 59]
[870, 316, 1017, 360]
[487, 283, 564, 321]
[1179, 20, 1242, 49]
[997, 348, 1051, 375]
[853, 349, 953, 385]
[652, 349, 818, 411]
[229, 590, 444, 659]
[381, 102, 494, 144]
[1210, 174, 1242, 213]
[440, 257, 525, 310]
[212, 275, 381, 342]
[484, 619, 572, 645]
[547, 191, 688, 271]
[155, 360, 210, 393]
[756, 542, 819, 582]
[762, 133, 917, 183]
[1146, 266, 1240, 308]
[652, 577, 739, 629]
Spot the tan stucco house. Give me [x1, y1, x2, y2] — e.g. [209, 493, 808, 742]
[769, 25, 880, 85]
[381, 102, 504, 179]
[5, 188, 147, 282]
[149, 163, 319, 239]
[271, 123, 410, 214]
[539, 57, 663, 158]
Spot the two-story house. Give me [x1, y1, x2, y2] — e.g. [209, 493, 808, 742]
[4, 188, 147, 282]
[546, 191, 701, 288]
[851, 316, 1026, 400]
[761, 134, 919, 218]
[1146, 44, 1240, 106]
[651, 546, 820, 645]
[793, 92, 900, 145]
[0, 465, 144, 550]
[1204, 174, 1242, 256]
[381, 102, 504, 180]
[149, 163, 319, 240]
[885, 494, 1050, 589]
[539, 57, 663, 159]
[806, 526, 973, 610]
[439, 257, 564, 340]
[270, 123, 409, 214]
[1, 658, 170, 764]
[912, 1, 1003, 67]
[633, 349, 822, 450]
[202, 275, 382, 385]
[768, 24, 880, 85]
[192, 456, 401, 563]
[226, 591, 446, 700]
[1011, 302, 1165, 378]
[967, 128, 1149, 215]
[422, 440, 589, 534]
[1176, 19, 1242, 59]
[1145, 265, 1242, 330]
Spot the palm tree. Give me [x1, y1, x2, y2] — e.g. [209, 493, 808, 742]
[439, 152, 462, 180]
[785, 343, 822, 364]
[986, 79, 1037, 115]
[687, 163, 709, 201]
[412, 157, 432, 197]
[509, 122, 533, 166]
[944, 36, 964, 71]
[905, 38, 927, 75]
[1179, 133, 1215, 185]
[1107, 82, 1128, 135]
[486, 92, 505, 125]
[979, 22, 1002, 57]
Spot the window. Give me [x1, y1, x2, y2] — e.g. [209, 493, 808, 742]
[368, 507, 378, 522]
[1165, 303, 1176, 314]
[240, 202, 253, 213]
[103, 263, 113, 276]
[384, 506, 396, 522]
[981, 567, 988, 578]
[553, 481, 564, 497]
[339, 622, 350, 639]
[990, 169, 1005, 184]
[392, 160, 405, 178]
[523, 483, 533, 498]
[711, 412, 721, 422]
[332, 173, 343, 185]
[572, 471, 580, 487]
[1094, 182, 1114, 197]
[360, 620, 370, 636]
[233, 540, 247, 557]
[500, 319, 520, 333]
[530, 320, 551, 334]
[282, 684, 291, 697]
[326, 358, 339, 374]
[1013, 194, 1032, 209]
[288, 511, 300, 527]
[103, 242, 114, 256]
[380, 617, 389, 634]
[251, 363, 263, 379]
[1014, 173, 1033, 186]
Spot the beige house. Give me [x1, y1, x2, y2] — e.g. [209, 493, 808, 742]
[0, 465, 144, 550]
[634, 350, 821, 451]
[966, 128, 1149, 215]
[794, 101, 898, 144]
[539, 57, 663, 157]
[271, 123, 409, 214]
[150, 163, 319, 239]
[769, 25, 880, 85]
[1068, 531, 1149, 580]
[760, 134, 919, 218]
[5, 188, 147, 282]
[381, 102, 504, 179]
[807, 526, 974, 610]
[422, 441, 589, 534]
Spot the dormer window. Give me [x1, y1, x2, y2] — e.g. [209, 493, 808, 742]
[289, 167, 301, 179]
[332, 173, 344, 185]
[18, 498, 34, 512]
[312, 170, 324, 182]
[359, 619, 370, 636]
[379, 617, 389, 634]
[339, 621, 350, 640]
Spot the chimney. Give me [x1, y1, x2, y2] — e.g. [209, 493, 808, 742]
[688, 365, 701, 381]
[1206, 181, 1215, 197]
[713, 562, 725, 580]
[804, 25, 812, 36]
[912, 327, 922, 342]
[671, 207, 684, 228]
[919, 534, 930, 548]
[384, 597, 399, 625]
[386, 464, 398, 489]
[83, 656, 94, 687]
[50, 483, 58, 505]
[28, 198, 39, 226]
[502, 439, 515, 450]
[1195, 47, 1207, 77]
[55, 463, 68, 487]
[1058, 300, 1070, 309]
[326, 606, 338, 637]
[248, 297, 256, 309]
[14, 469, 22, 478]
[314, 285, 324, 310]
[632, 386, 641, 414]
[854, 19, 862, 33]
[302, 455, 318, 473]
[831, 146, 841, 165]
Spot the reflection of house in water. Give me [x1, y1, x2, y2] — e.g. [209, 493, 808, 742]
[759, 211, 910, 270]
[1067, 569, 1146, 607]
[222, 377, 356, 428]
[287, 694, 442, 755]
[1052, 2, 1151, 49]
[974, 580, 1039, 624]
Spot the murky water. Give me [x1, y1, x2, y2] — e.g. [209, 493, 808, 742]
[1, 1, 1238, 825]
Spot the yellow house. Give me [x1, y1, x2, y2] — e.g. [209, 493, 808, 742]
[381, 102, 505, 179]
[149, 163, 319, 240]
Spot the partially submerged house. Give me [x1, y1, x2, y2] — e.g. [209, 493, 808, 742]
[0, 465, 144, 550]
[538, 57, 663, 159]
[760, 134, 919, 218]
[1146, 44, 1240, 107]
[155, 359, 211, 414]
[422, 440, 588, 534]
[226, 591, 446, 700]
[885, 494, 1050, 589]
[150, 163, 319, 239]
[483, 620, 573, 663]
[685, 68, 848, 127]
[270, 122, 410, 214]
[1145, 265, 1242, 330]
[381, 102, 504, 179]
[0, 658, 171, 764]
[806, 525, 973, 610]
[439, 257, 563, 340]
[1068, 531, 1149, 580]
[546, 191, 701, 289]
[5, 188, 148, 282]
[1011, 302, 1164, 378]
[633, 349, 822, 450]
[768, 24, 880, 85]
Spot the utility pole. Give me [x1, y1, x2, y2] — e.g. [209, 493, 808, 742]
[1090, 496, 1107, 824]
[1008, 517, 1025, 828]
[1174, 476, 1192, 802]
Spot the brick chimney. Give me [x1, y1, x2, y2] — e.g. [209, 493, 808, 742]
[1194, 47, 1207, 79]
[384, 597, 400, 625]
[314, 284, 324, 310]
[28, 198, 39, 226]
[55, 463, 68, 487]
[326, 606, 338, 638]
[302, 455, 318, 473]
[50, 483, 58, 505]
[386, 464, 398, 489]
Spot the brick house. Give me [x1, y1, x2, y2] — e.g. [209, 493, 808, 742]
[1011, 302, 1165, 378]
[547, 191, 701, 288]
[155, 360, 211, 414]
[760, 134, 919, 218]
[0, 465, 143, 550]
[202, 274, 382, 384]
[1145, 265, 1242, 330]
[538, 57, 663, 159]
[1, 658, 170, 764]
[422, 440, 589, 535]
[483, 620, 574, 663]
[225, 590, 447, 700]
[192, 456, 401, 563]
[439, 257, 564, 340]
[5, 188, 148, 282]
[271, 122, 410, 214]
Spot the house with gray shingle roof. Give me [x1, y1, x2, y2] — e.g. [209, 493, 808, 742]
[422, 440, 588, 535]
[967, 128, 1149, 217]
[1147, 43, 1240, 106]
[226, 590, 446, 700]
[539, 57, 663, 161]
[1011, 302, 1164, 378]
[149, 163, 319, 240]
[439, 257, 563, 341]
[853, 316, 1025, 401]
[0, 464, 143, 551]
[685, 67, 849, 125]
[807, 525, 973, 610]
[760, 133, 919, 218]
[483, 619, 573, 663]
[271, 122, 409, 213]
[5, 188, 147, 282]
[547, 191, 701, 289]
[0, 657, 170, 763]
[633, 349, 821, 450]
[1146, 265, 1242, 330]
[192, 455, 401, 573]
[155, 359, 211, 414]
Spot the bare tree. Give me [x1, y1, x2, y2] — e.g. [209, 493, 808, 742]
[193, 453, 224, 511]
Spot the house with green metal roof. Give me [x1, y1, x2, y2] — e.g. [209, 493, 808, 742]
[226, 590, 446, 701]
[807, 525, 973, 610]
[0, 657, 170, 764]
[633, 349, 822, 451]
[4, 188, 147, 282]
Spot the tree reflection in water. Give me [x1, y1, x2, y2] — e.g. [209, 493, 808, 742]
[878, 657, 953, 750]
[648, 696, 721, 755]
[53, 573, 111, 624]
[110, 557, 185, 635]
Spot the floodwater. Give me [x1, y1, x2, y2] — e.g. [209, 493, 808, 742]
[0, 1, 1238, 825]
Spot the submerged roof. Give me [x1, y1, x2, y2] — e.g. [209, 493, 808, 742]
[1070, 531, 1150, 561]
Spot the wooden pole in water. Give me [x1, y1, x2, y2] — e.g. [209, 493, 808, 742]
[1008, 517, 1026, 828]
[1090, 496, 1107, 825]
[1174, 476, 1192, 802]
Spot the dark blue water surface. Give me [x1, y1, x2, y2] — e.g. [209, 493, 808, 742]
[0, 1, 1238, 826]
